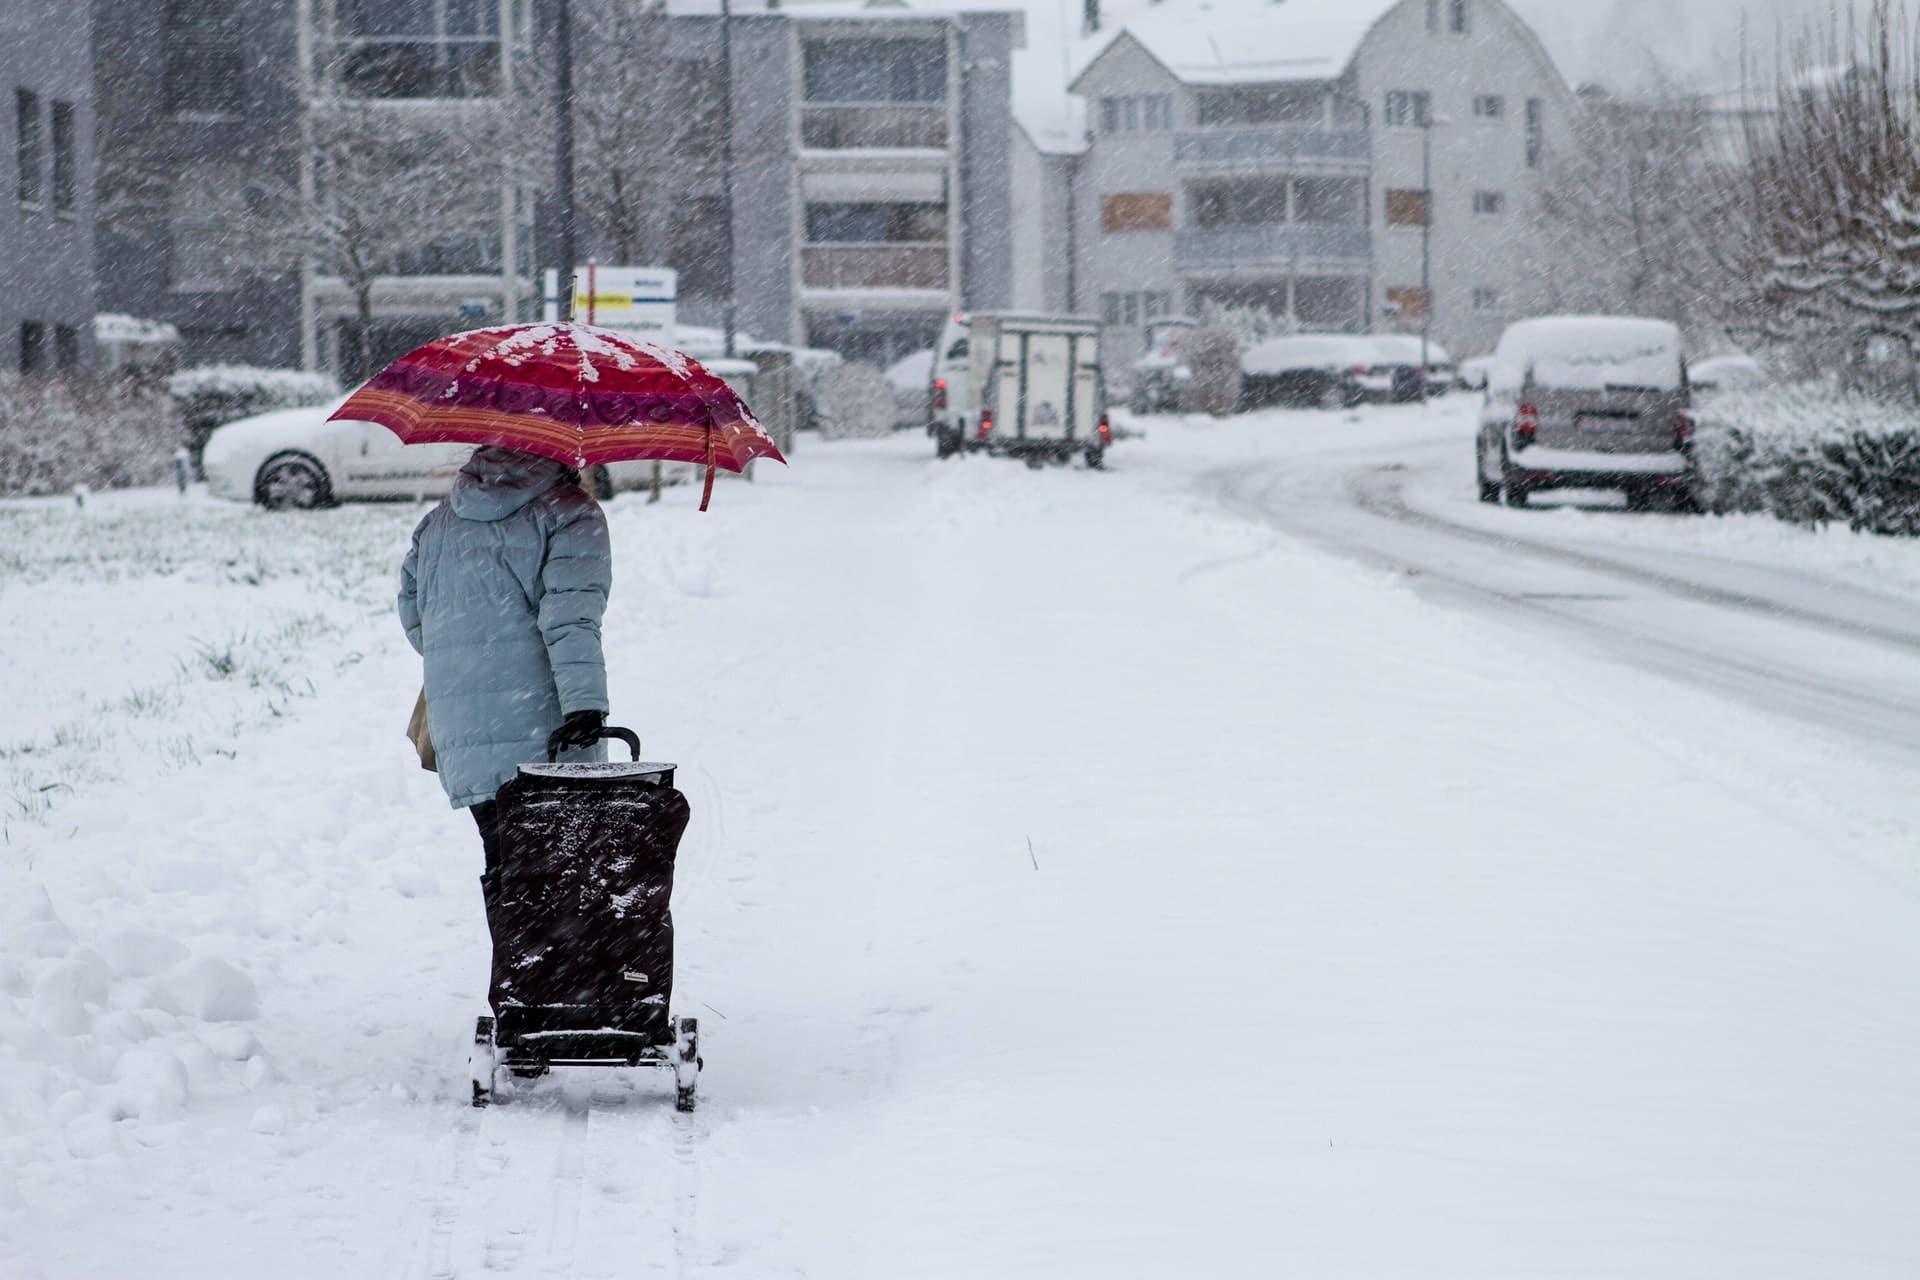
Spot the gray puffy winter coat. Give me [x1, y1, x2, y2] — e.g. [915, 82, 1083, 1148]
[399, 447, 611, 808]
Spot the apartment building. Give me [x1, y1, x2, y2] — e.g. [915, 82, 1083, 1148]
[94, 0, 532, 378]
[1068, 0, 1573, 363]
[91, 0, 302, 369]
[785, 9, 1017, 364]
[4, 0, 96, 374]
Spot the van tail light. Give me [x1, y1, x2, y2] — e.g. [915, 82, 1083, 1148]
[1674, 410, 1695, 448]
[1097, 412, 1113, 446]
[1515, 401, 1539, 446]
[1349, 364, 1371, 377]
[977, 409, 994, 442]
[933, 378, 948, 411]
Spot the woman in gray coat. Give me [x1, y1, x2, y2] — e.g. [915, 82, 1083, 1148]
[398, 445, 613, 888]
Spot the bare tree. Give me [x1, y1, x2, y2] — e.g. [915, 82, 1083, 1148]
[285, 103, 509, 378]
[507, 0, 727, 282]
[1752, 1, 1920, 389]
[1533, 81, 1767, 345]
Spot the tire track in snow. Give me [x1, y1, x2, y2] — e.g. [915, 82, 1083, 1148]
[1210, 459, 1920, 754]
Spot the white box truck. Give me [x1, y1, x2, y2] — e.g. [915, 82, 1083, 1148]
[929, 312, 1110, 468]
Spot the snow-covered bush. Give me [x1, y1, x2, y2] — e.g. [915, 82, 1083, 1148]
[1178, 328, 1244, 417]
[1694, 382, 1920, 535]
[0, 375, 181, 496]
[809, 362, 895, 439]
[168, 366, 340, 476]
[1194, 301, 1296, 350]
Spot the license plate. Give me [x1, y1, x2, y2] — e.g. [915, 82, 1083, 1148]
[1576, 414, 1640, 432]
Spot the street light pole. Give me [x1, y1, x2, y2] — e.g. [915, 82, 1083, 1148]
[1420, 112, 1432, 404]
[719, 0, 737, 358]
[555, 0, 577, 319]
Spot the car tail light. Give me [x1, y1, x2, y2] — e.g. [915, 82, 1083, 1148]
[1516, 402, 1539, 446]
[1674, 410, 1695, 447]
[1097, 412, 1112, 446]
[1349, 364, 1370, 377]
[933, 378, 948, 411]
[977, 409, 994, 442]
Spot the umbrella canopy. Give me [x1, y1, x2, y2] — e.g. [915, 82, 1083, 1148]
[330, 323, 785, 509]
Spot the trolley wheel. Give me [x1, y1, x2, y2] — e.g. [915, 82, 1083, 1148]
[672, 1016, 701, 1112]
[469, 1016, 497, 1108]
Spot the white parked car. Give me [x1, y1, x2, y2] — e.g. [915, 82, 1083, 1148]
[1688, 353, 1769, 393]
[201, 398, 681, 510]
[884, 348, 934, 429]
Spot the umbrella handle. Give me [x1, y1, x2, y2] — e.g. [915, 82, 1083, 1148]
[546, 726, 642, 763]
[699, 429, 716, 512]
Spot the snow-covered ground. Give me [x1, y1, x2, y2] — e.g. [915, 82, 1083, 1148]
[5, 402, 1920, 1277]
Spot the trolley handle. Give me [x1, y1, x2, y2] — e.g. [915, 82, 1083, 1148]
[546, 724, 641, 763]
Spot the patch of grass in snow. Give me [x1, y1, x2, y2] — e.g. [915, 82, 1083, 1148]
[0, 495, 418, 829]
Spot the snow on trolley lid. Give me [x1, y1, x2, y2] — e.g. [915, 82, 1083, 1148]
[517, 761, 677, 783]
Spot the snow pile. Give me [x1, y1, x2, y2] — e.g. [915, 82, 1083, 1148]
[0, 886, 272, 1156]
[809, 362, 897, 438]
[1694, 381, 1920, 534]
[166, 366, 339, 407]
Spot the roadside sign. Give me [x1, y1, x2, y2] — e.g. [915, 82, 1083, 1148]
[573, 266, 677, 344]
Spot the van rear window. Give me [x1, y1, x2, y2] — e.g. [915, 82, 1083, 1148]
[1491, 318, 1682, 393]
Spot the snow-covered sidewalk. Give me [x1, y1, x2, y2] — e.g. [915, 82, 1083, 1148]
[5, 419, 1920, 1276]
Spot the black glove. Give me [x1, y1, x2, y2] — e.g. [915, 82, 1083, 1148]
[547, 709, 607, 758]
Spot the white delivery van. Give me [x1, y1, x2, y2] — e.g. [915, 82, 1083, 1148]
[929, 312, 1110, 468]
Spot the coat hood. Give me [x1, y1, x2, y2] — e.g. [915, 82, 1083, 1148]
[448, 447, 574, 521]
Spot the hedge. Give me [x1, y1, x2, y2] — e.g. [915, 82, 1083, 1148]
[1693, 382, 1920, 536]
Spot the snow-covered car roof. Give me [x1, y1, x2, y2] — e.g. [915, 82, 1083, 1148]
[1689, 353, 1769, 390]
[1490, 316, 1684, 394]
[1243, 334, 1432, 377]
[885, 348, 934, 393]
[1368, 335, 1454, 368]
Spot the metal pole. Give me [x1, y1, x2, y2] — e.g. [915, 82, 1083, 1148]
[555, 0, 577, 319]
[1420, 116, 1431, 403]
[719, 0, 737, 358]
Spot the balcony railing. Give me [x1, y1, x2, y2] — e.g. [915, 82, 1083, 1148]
[1173, 225, 1370, 272]
[1172, 127, 1370, 172]
[801, 103, 949, 150]
[801, 244, 949, 290]
[318, 37, 502, 100]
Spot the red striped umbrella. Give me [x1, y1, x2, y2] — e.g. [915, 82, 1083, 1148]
[329, 323, 785, 510]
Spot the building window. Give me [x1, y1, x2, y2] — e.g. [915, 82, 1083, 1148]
[328, 0, 504, 99]
[1101, 94, 1173, 133]
[1473, 287, 1502, 312]
[169, 161, 250, 291]
[1385, 188, 1430, 228]
[805, 202, 947, 243]
[671, 197, 731, 296]
[1386, 288, 1428, 322]
[1473, 94, 1504, 120]
[1525, 97, 1544, 168]
[50, 101, 76, 214]
[17, 90, 43, 205]
[1196, 87, 1321, 126]
[19, 321, 46, 373]
[1449, 0, 1470, 33]
[1103, 192, 1173, 232]
[1384, 90, 1431, 128]
[803, 39, 946, 104]
[164, 0, 244, 113]
[1102, 291, 1173, 326]
[54, 324, 81, 369]
[1473, 190, 1506, 215]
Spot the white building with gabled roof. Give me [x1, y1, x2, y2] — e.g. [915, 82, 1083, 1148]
[1055, 0, 1575, 365]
